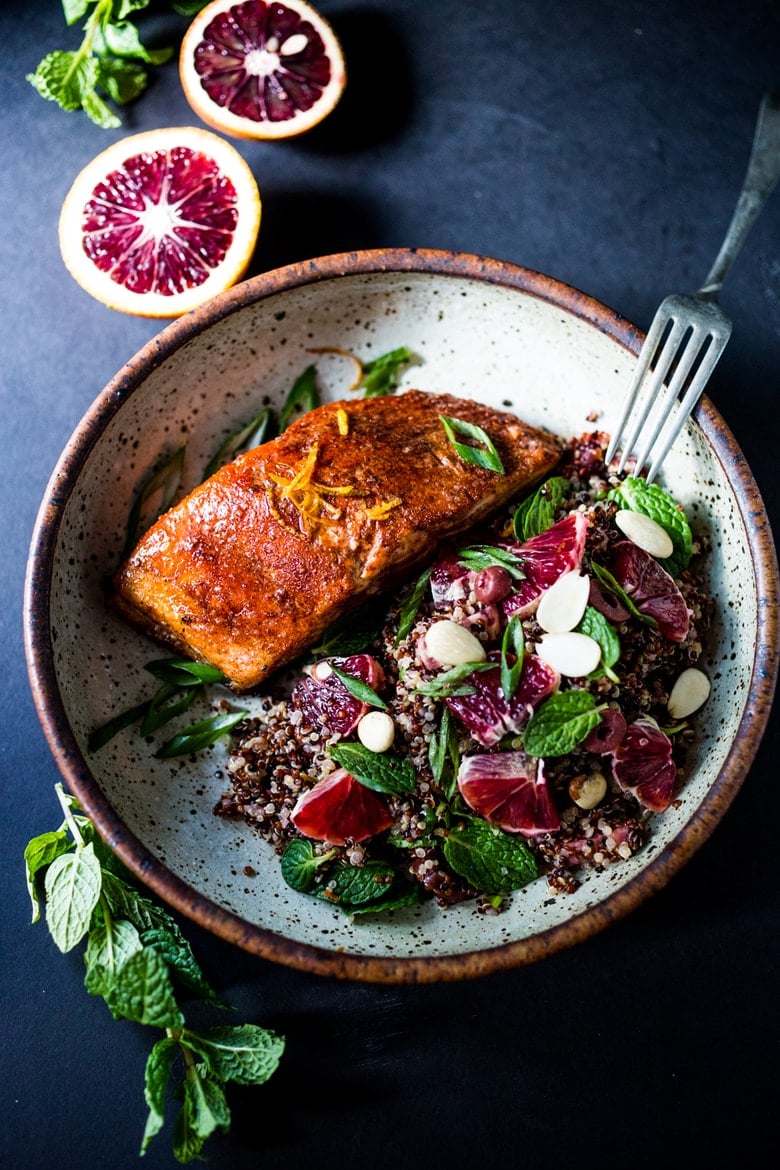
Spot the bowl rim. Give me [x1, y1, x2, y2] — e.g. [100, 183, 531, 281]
[24, 247, 779, 983]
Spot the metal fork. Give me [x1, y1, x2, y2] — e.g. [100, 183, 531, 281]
[606, 89, 780, 482]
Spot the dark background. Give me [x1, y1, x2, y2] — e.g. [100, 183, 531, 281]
[2, 2, 779, 1167]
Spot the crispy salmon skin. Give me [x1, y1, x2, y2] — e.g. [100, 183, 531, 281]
[113, 391, 562, 690]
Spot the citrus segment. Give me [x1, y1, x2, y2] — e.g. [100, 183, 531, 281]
[58, 127, 261, 317]
[180, 0, 346, 140]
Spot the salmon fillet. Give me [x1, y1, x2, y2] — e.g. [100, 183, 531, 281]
[114, 390, 562, 690]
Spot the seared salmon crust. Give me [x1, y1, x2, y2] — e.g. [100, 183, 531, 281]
[113, 391, 562, 689]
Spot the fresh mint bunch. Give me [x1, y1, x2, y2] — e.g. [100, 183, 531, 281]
[25, 784, 284, 1163]
[26, 1, 206, 128]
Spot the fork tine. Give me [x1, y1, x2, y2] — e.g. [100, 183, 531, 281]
[643, 331, 730, 482]
[612, 313, 690, 472]
[631, 318, 709, 473]
[605, 309, 670, 464]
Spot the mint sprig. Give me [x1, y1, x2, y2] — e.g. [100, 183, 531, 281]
[26, 785, 284, 1163]
[27, 1, 179, 129]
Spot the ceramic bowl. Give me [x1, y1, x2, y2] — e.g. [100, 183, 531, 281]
[25, 249, 778, 982]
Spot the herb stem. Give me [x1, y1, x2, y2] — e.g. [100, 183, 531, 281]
[55, 783, 85, 849]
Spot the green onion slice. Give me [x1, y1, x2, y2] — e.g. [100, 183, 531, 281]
[439, 415, 505, 474]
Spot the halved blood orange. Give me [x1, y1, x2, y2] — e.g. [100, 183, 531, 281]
[58, 126, 261, 317]
[180, 0, 346, 140]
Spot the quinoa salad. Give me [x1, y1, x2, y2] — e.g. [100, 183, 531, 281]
[215, 430, 714, 917]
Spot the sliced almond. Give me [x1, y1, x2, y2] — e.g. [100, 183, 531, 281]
[423, 619, 487, 667]
[535, 632, 602, 677]
[615, 510, 674, 559]
[667, 667, 711, 719]
[536, 571, 590, 633]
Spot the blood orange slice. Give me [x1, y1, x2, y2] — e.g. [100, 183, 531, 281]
[609, 541, 690, 643]
[458, 752, 560, 836]
[291, 768, 393, 845]
[445, 653, 559, 747]
[292, 654, 385, 737]
[503, 513, 589, 619]
[610, 718, 677, 812]
[180, 0, 346, 140]
[58, 127, 261, 318]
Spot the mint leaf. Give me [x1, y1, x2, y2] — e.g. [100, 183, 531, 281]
[439, 415, 505, 473]
[96, 20, 172, 65]
[174, 1067, 230, 1160]
[62, 0, 91, 22]
[577, 605, 621, 681]
[97, 56, 148, 105]
[444, 818, 537, 894]
[609, 476, 693, 577]
[79, 84, 123, 129]
[513, 475, 570, 541]
[523, 691, 603, 757]
[358, 346, 413, 397]
[141, 1037, 178, 1155]
[44, 843, 102, 953]
[280, 840, 335, 893]
[183, 1025, 285, 1085]
[105, 947, 184, 1029]
[141, 927, 225, 1007]
[320, 861, 397, 907]
[348, 885, 425, 916]
[24, 830, 71, 922]
[100, 870, 173, 934]
[328, 742, 416, 795]
[27, 50, 99, 111]
[84, 917, 143, 997]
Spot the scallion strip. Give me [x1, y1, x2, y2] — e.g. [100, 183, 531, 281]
[328, 666, 388, 710]
[122, 446, 185, 557]
[279, 365, 321, 431]
[439, 415, 505, 474]
[201, 407, 276, 480]
[155, 710, 248, 759]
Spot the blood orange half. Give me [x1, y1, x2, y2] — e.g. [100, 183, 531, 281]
[58, 126, 261, 318]
[180, 0, 346, 140]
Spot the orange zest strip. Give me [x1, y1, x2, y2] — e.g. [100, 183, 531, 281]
[307, 346, 364, 393]
[336, 407, 349, 435]
[365, 497, 402, 521]
[266, 443, 354, 533]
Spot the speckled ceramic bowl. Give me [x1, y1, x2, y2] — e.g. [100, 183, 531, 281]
[25, 249, 778, 982]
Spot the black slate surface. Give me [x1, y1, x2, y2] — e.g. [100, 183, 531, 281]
[2, 2, 778, 1168]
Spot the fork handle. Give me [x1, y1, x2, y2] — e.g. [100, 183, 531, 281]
[699, 89, 780, 298]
